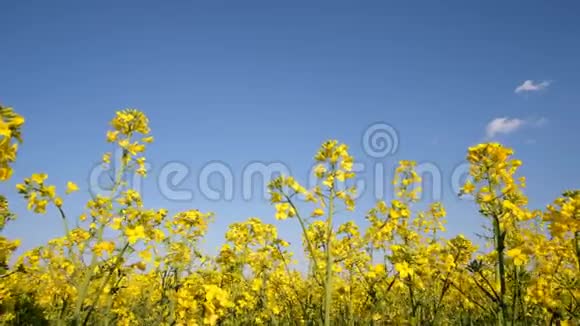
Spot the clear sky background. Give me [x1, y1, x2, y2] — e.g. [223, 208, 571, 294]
[1, 1, 579, 261]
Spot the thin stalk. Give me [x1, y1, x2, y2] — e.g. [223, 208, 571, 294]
[74, 149, 127, 324]
[285, 195, 323, 286]
[493, 215, 507, 326]
[575, 231, 580, 271]
[486, 172, 507, 326]
[323, 183, 335, 326]
[82, 242, 130, 326]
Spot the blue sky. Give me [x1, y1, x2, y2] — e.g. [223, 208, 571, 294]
[1, 1, 579, 259]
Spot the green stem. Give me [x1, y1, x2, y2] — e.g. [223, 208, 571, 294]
[74, 223, 105, 324]
[486, 172, 506, 326]
[324, 185, 335, 326]
[574, 231, 580, 271]
[493, 215, 507, 326]
[284, 195, 323, 285]
[82, 242, 130, 326]
[74, 151, 127, 324]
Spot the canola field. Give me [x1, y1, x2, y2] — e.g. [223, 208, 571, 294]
[0, 106, 578, 325]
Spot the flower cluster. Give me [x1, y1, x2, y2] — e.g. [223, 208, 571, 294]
[0, 105, 24, 181]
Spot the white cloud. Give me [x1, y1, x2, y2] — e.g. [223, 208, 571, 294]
[485, 117, 548, 139]
[514, 80, 551, 93]
[486, 117, 526, 138]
